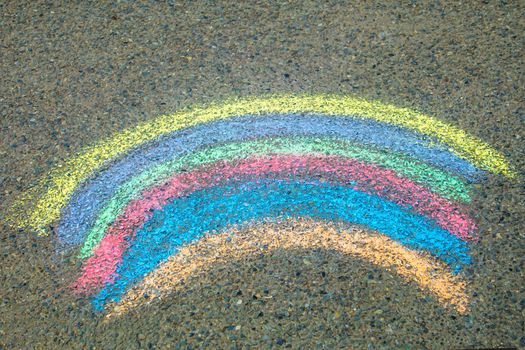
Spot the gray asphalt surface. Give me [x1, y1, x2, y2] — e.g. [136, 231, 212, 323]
[1, 1, 524, 349]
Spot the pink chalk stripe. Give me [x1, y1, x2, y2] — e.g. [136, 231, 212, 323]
[72, 154, 476, 294]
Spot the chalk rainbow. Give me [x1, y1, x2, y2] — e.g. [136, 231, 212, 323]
[11, 94, 515, 316]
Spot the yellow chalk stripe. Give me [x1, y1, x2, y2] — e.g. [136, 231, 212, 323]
[107, 218, 469, 317]
[16, 94, 515, 233]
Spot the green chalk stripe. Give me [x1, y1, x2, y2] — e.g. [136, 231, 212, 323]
[78, 136, 471, 258]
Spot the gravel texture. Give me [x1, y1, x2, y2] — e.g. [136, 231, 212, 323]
[1, 1, 524, 349]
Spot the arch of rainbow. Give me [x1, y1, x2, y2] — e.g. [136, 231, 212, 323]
[13, 94, 516, 315]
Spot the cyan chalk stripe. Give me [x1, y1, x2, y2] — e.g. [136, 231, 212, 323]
[91, 179, 472, 310]
[58, 113, 483, 247]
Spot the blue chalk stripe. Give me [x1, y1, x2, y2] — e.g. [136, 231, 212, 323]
[59, 114, 483, 247]
[92, 179, 472, 310]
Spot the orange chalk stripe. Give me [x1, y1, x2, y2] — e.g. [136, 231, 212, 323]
[107, 218, 469, 317]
